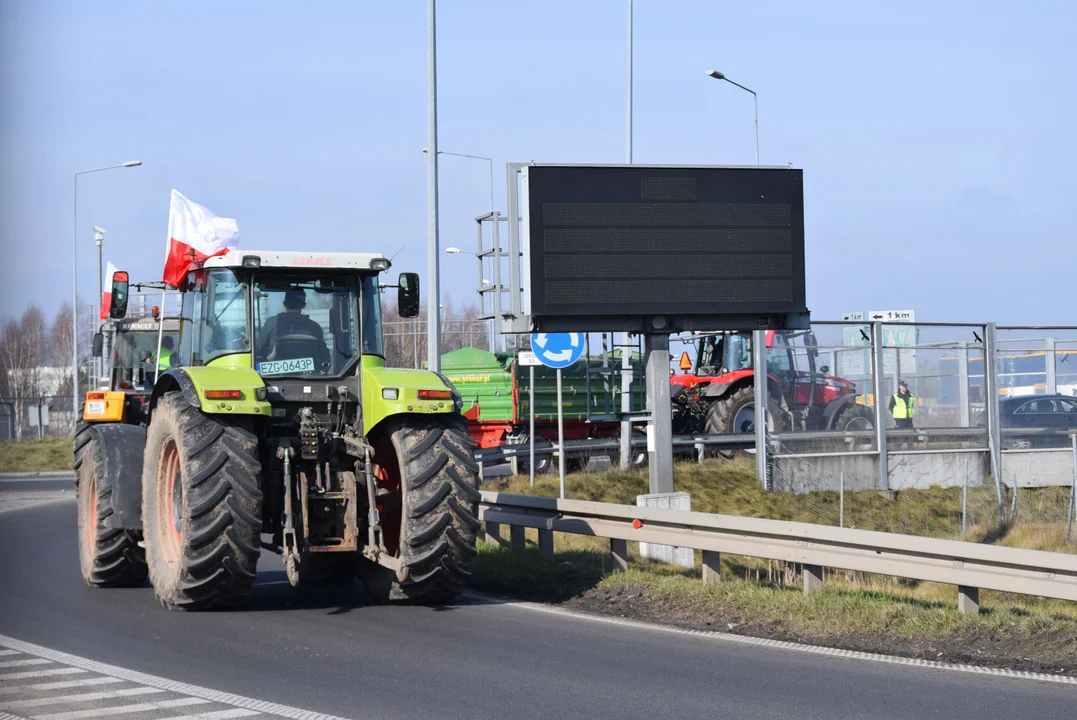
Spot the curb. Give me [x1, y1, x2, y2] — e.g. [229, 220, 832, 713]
[465, 593, 1077, 686]
[0, 471, 75, 479]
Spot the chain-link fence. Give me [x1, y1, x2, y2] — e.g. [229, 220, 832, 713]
[0, 395, 78, 441]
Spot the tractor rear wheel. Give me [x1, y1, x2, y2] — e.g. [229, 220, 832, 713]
[367, 415, 480, 604]
[142, 394, 262, 610]
[705, 386, 784, 435]
[77, 433, 148, 588]
[73, 417, 93, 472]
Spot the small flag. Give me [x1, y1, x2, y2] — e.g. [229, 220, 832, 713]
[99, 261, 119, 320]
[162, 190, 239, 287]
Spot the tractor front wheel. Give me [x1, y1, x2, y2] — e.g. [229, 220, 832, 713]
[142, 394, 263, 610]
[367, 415, 480, 604]
[830, 402, 874, 432]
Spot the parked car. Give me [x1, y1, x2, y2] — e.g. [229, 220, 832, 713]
[999, 394, 1077, 448]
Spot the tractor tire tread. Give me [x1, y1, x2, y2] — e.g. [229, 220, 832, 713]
[143, 394, 262, 610]
[77, 433, 148, 588]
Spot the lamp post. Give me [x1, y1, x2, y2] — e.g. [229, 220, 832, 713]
[426, 0, 441, 373]
[424, 148, 494, 212]
[72, 161, 141, 425]
[706, 69, 759, 165]
[446, 246, 496, 352]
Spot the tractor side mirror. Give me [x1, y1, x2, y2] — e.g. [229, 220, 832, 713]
[109, 271, 130, 319]
[92, 332, 104, 357]
[397, 272, 420, 318]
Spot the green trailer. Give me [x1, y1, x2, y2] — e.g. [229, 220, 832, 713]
[442, 347, 645, 457]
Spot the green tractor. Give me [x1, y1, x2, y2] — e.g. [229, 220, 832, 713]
[77, 250, 480, 609]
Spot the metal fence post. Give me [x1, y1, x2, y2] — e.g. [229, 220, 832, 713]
[619, 340, 632, 469]
[983, 323, 1004, 523]
[958, 339, 970, 428]
[1046, 337, 1057, 395]
[1067, 434, 1076, 543]
[529, 365, 536, 488]
[871, 321, 889, 492]
[752, 329, 769, 490]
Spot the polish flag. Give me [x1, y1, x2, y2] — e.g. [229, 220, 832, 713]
[99, 261, 119, 320]
[163, 189, 240, 287]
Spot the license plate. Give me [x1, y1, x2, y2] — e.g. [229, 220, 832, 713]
[258, 357, 315, 376]
[86, 401, 106, 415]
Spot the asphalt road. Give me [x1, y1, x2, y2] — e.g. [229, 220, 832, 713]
[1, 480, 1074, 720]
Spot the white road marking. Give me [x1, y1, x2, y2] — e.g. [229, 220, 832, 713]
[0, 677, 123, 694]
[472, 593, 1077, 687]
[0, 669, 86, 681]
[0, 659, 51, 669]
[1, 686, 165, 710]
[0, 635, 349, 720]
[33, 697, 212, 720]
[156, 710, 262, 720]
[0, 652, 18, 657]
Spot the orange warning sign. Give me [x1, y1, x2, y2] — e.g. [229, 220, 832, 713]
[678, 351, 692, 371]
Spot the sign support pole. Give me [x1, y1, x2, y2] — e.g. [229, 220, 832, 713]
[644, 332, 674, 494]
[556, 367, 565, 499]
[529, 364, 536, 488]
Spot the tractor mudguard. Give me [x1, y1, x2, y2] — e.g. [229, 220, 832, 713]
[822, 394, 858, 427]
[88, 423, 147, 530]
[150, 369, 201, 411]
[701, 381, 732, 399]
[150, 366, 270, 417]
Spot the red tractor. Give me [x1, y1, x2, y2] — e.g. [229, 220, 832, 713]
[671, 330, 874, 435]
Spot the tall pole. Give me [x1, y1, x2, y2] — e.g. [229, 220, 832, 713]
[72, 175, 79, 417]
[95, 229, 103, 386]
[625, 0, 633, 164]
[426, 0, 441, 372]
[71, 161, 140, 427]
[619, 0, 634, 469]
[752, 92, 759, 165]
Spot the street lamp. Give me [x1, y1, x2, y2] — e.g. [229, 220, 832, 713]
[423, 148, 494, 212]
[444, 247, 496, 352]
[72, 161, 141, 423]
[706, 69, 759, 165]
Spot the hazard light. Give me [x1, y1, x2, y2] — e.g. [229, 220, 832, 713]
[417, 389, 452, 400]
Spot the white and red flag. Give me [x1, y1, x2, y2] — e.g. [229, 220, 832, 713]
[99, 261, 119, 320]
[163, 189, 240, 287]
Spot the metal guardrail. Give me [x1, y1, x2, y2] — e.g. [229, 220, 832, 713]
[473, 434, 753, 464]
[478, 491, 1077, 612]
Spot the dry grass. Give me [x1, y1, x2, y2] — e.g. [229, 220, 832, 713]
[473, 458, 1077, 668]
[0, 438, 74, 473]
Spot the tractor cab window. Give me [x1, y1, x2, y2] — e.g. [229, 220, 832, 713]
[766, 332, 794, 374]
[176, 269, 250, 366]
[360, 275, 385, 357]
[203, 270, 251, 363]
[724, 333, 752, 372]
[253, 275, 360, 378]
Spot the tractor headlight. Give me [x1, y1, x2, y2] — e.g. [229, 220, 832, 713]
[371, 258, 390, 271]
[382, 388, 399, 400]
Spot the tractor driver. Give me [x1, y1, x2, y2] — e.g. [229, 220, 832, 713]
[258, 289, 330, 369]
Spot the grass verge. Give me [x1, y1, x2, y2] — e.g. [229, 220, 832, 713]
[0, 438, 74, 473]
[473, 459, 1077, 675]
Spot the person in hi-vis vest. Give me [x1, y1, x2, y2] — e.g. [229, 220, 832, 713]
[889, 380, 915, 429]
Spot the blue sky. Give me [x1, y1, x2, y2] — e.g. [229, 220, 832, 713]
[1, 0, 1074, 325]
